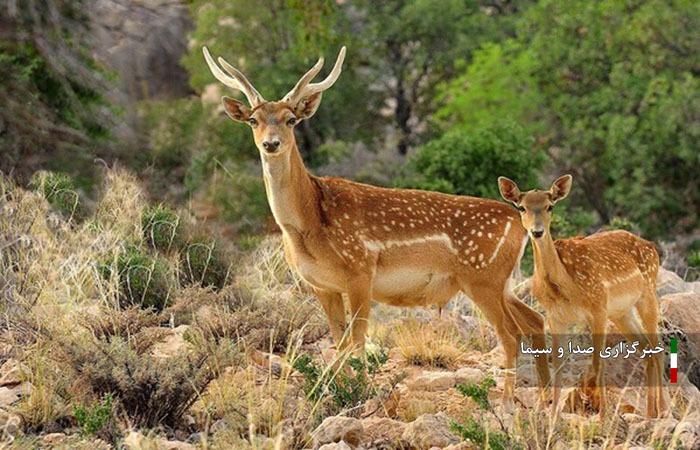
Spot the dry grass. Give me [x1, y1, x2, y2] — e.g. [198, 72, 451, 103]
[2, 169, 699, 449]
[391, 318, 467, 369]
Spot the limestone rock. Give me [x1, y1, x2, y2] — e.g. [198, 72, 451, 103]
[454, 367, 484, 385]
[0, 381, 31, 407]
[88, 0, 193, 102]
[675, 416, 700, 449]
[660, 292, 700, 386]
[657, 268, 697, 296]
[0, 409, 23, 437]
[151, 325, 190, 358]
[0, 359, 23, 386]
[318, 441, 352, 450]
[361, 417, 406, 447]
[42, 433, 68, 445]
[312, 416, 363, 448]
[407, 371, 457, 392]
[401, 413, 459, 449]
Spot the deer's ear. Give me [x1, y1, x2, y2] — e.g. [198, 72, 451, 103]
[498, 176, 522, 205]
[294, 92, 323, 120]
[222, 96, 251, 122]
[549, 174, 572, 203]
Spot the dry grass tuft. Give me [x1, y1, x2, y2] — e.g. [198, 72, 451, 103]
[391, 318, 467, 369]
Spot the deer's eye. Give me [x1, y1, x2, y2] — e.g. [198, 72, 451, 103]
[286, 117, 297, 126]
[547, 205, 554, 212]
[248, 118, 258, 126]
[516, 205, 525, 212]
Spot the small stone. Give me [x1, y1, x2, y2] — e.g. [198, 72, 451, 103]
[454, 367, 484, 385]
[0, 359, 22, 386]
[318, 441, 352, 450]
[0, 410, 23, 437]
[312, 416, 363, 447]
[0, 382, 31, 407]
[402, 412, 459, 449]
[151, 325, 190, 358]
[42, 433, 67, 445]
[675, 418, 700, 449]
[361, 416, 406, 446]
[407, 371, 457, 391]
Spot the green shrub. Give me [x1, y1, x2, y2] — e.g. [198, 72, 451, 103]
[399, 120, 544, 200]
[141, 204, 181, 251]
[293, 350, 388, 412]
[180, 239, 229, 289]
[73, 394, 113, 436]
[29, 171, 83, 219]
[100, 246, 170, 310]
[452, 377, 518, 450]
[451, 418, 510, 450]
[688, 240, 700, 271]
[603, 217, 641, 234]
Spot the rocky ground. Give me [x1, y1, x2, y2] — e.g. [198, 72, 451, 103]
[1, 170, 699, 449]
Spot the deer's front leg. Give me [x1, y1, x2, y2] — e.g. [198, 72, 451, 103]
[314, 288, 347, 350]
[346, 278, 372, 356]
[589, 312, 608, 416]
[549, 320, 566, 414]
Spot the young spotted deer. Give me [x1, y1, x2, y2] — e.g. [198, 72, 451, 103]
[203, 45, 550, 402]
[498, 175, 666, 417]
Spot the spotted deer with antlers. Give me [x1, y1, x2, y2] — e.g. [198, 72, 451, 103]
[203, 45, 550, 401]
[499, 175, 666, 417]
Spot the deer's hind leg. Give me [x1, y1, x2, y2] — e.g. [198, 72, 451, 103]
[637, 290, 667, 417]
[611, 303, 664, 418]
[587, 310, 608, 416]
[462, 281, 520, 407]
[505, 293, 551, 389]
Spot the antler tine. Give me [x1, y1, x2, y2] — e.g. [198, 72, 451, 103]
[284, 47, 346, 105]
[217, 56, 265, 106]
[282, 56, 325, 103]
[202, 46, 264, 106]
[302, 46, 346, 98]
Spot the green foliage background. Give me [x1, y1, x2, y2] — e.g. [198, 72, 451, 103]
[2, 0, 699, 244]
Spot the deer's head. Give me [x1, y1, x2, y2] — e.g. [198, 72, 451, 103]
[203, 46, 346, 157]
[498, 175, 572, 239]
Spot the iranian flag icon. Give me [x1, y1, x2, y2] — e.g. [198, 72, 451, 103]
[670, 338, 678, 384]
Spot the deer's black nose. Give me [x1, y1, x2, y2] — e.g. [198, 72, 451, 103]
[532, 230, 544, 239]
[262, 139, 281, 152]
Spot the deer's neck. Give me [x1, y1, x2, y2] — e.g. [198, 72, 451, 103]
[261, 143, 320, 232]
[532, 231, 570, 288]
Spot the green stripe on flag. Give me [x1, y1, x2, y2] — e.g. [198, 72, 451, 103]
[671, 338, 678, 353]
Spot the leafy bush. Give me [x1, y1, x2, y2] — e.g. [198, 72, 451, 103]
[550, 206, 597, 239]
[99, 246, 171, 310]
[686, 240, 700, 281]
[603, 217, 641, 234]
[451, 418, 510, 450]
[180, 238, 229, 289]
[188, 161, 269, 236]
[451, 377, 518, 450]
[29, 171, 83, 219]
[141, 204, 181, 251]
[293, 350, 388, 412]
[73, 394, 113, 436]
[400, 120, 544, 200]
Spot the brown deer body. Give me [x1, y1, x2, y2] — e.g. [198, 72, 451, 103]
[499, 175, 666, 417]
[203, 46, 550, 401]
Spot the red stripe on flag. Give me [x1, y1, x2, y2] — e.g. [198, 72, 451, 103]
[670, 368, 678, 384]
